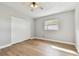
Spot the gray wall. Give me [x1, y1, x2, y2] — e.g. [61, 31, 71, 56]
[35, 10, 75, 43]
[0, 3, 33, 47]
[0, 3, 76, 48]
[75, 3, 79, 52]
[11, 16, 32, 44]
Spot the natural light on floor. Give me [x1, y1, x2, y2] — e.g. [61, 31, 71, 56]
[50, 45, 77, 55]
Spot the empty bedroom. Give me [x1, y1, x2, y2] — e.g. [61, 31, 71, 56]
[0, 2, 79, 56]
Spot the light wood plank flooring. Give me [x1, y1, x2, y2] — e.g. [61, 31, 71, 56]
[0, 39, 78, 56]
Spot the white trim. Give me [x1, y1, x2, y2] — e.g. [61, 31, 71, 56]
[0, 37, 75, 53]
[77, 48, 79, 53]
[11, 38, 28, 45]
[0, 43, 12, 49]
[31, 37, 78, 55]
[75, 46, 79, 53]
[0, 38, 31, 49]
[32, 37, 75, 45]
[75, 46, 79, 55]
[0, 37, 77, 55]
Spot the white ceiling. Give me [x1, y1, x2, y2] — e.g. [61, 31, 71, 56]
[1, 2, 77, 18]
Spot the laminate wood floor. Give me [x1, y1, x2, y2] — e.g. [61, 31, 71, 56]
[0, 39, 78, 56]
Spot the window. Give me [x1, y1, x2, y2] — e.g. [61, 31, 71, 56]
[44, 19, 59, 30]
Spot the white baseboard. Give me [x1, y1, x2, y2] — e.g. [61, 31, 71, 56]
[0, 38, 31, 49]
[31, 37, 78, 55]
[11, 37, 31, 45]
[77, 48, 79, 54]
[0, 43, 12, 49]
[0, 37, 77, 55]
[0, 37, 75, 50]
[75, 46, 79, 54]
[32, 37, 75, 45]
